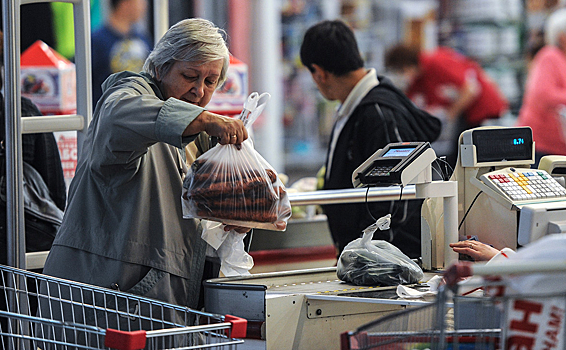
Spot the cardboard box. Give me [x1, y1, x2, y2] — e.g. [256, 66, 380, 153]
[207, 55, 248, 117]
[21, 40, 76, 115]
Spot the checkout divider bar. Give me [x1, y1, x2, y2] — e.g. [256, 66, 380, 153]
[286, 186, 416, 206]
[26, 187, 419, 270]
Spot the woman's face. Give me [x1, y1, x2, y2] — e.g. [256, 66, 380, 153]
[159, 59, 223, 107]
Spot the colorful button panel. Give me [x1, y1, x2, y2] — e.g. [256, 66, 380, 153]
[486, 170, 566, 201]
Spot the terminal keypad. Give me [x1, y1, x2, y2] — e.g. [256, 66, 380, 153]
[367, 165, 395, 177]
[483, 169, 566, 202]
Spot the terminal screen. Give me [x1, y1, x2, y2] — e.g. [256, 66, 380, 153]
[383, 147, 416, 158]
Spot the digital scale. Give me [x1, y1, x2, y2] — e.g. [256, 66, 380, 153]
[439, 126, 566, 251]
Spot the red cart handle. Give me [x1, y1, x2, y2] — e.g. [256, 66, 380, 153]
[105, 329, 147, 350]
[224, 314, 247, 339]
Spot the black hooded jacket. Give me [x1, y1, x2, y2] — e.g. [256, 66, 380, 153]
[323, 75, 441, 258]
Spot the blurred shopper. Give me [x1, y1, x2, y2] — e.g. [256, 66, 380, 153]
[516, 8, 566, 166]
[42, 18, 250, 310]
[300, 20, 441, 259]
[385, 45, 508, 167]
[91, 0, 152, 105]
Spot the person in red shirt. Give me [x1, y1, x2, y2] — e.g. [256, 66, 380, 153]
[516, 8, 566, 165]
[385, 45, 508, 166]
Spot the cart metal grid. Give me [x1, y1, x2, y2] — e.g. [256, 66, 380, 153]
[341, 261, 566, 350]
[0, 264, 247, 349]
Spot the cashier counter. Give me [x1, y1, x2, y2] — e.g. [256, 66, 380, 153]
[204, 126, 566, 350]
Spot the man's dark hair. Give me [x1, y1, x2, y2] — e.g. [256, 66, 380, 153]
[300, 20, 364, 76]
[110, 0, 127, 10]
[384, 44, 420, 71]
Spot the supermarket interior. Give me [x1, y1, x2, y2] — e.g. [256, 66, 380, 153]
[2, 0, 566, 349]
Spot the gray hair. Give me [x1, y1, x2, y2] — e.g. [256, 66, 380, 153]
[143, 18, 230, 86]
[545, 8, 566, 47]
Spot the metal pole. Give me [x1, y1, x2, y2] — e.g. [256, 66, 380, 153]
[3, 2, 27, 347]
[3, 0, 26, 269]
[153, 0, 169, 42]
[72, 0, 93, 155]
[287, 186, 417, 206]
[250, 0, 284, 172]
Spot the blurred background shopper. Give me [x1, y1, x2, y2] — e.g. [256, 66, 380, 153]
[91, 0, 152, 105]
[516, 7, 566, 166]
[385, 44, 508, 167]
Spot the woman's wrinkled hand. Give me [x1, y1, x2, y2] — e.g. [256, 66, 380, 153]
[184, 111, 249, 149]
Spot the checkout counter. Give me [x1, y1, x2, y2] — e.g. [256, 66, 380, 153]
[205, 141, 457, 349]
[204, 127, 566, 350]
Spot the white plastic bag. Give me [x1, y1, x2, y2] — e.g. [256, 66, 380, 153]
[182, 93, 291, 230]
[201, 220, 253, 277]
[336, 215, 424, 286]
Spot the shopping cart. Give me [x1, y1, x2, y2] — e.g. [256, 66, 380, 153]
[0, 264, 247, 349]
[341, 260, 566, 350]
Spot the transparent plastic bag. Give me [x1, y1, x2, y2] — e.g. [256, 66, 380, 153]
[337, 215, 424, 286]
[182, 92, 291, 230]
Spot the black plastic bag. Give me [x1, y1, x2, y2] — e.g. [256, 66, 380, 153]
[337, 216, 424, 286]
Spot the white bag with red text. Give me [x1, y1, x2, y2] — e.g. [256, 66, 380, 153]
[490, 235, 566, 350]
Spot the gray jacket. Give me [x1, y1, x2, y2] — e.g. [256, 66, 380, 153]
[44, 71, 208, 308]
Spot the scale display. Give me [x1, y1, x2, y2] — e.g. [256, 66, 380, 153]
[472, 127, 533, 163]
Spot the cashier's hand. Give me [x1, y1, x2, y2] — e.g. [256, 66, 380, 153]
[450, 240, 500, 262]
[224, 225, 251, 234]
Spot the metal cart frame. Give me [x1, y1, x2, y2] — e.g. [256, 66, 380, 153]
[341, 260, 566, 350]
[0, 264, 247, 349]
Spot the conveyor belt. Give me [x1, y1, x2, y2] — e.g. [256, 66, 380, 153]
[207, 266, 438, 298]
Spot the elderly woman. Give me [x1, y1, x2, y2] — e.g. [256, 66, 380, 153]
[42, 18, 249, 310]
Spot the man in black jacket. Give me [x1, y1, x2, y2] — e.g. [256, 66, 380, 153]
[300, 20, 441, 259]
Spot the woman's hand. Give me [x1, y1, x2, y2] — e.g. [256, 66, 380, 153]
[184, 111, 248, 148]
[224, 225, 251, 234]
[450, 240, 500, 262]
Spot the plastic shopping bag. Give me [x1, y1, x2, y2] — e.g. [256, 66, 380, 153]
[483, 235, 566, 350]
[182, 92, 291, 231]
[337, 215, 424, 286]
[201, 220, 254, 277]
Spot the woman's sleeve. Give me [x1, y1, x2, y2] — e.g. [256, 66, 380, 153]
[94, 77, 205, 165]
[526, 52, 566, 109]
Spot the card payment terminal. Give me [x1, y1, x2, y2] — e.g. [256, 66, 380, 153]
[352, 142, 435, 187]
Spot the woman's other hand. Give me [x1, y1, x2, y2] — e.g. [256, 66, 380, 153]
[449, 240, 500, 262]
[224, 225, 251, 234]
[184, 111, 248, 148]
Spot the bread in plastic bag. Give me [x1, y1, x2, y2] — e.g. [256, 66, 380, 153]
[182, 92, 291, 230]
[337, 215, 424, 286]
